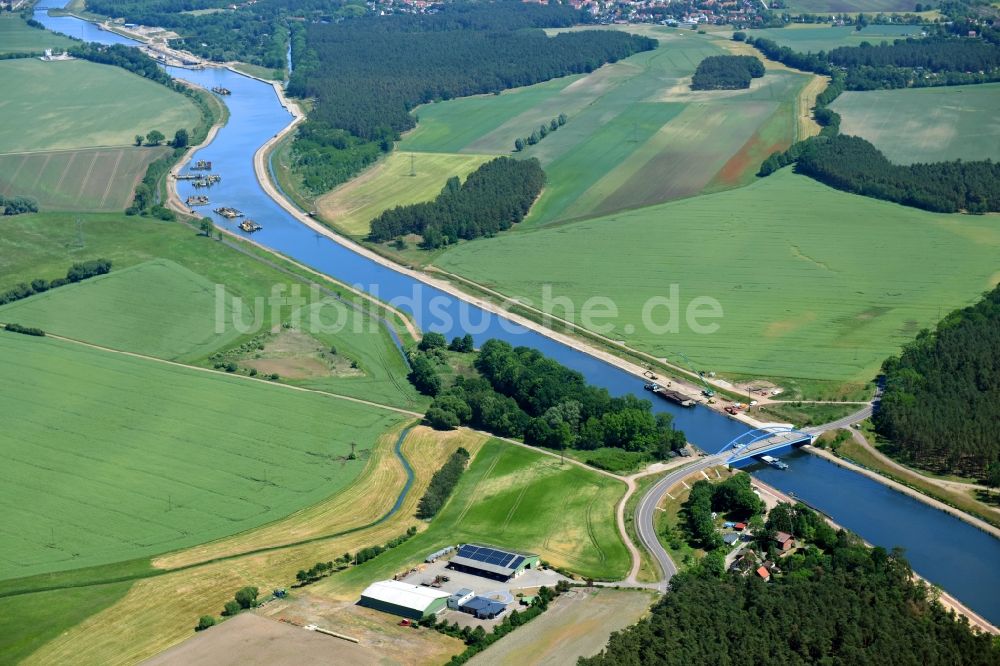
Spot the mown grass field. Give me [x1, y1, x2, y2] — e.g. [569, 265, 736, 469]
[0, 259, 244, 361]
[746, 24, 924, 53]
[0, 212, 423, 408]
[337, 30, 810, 234]
[0, 13, 76, 54]
[0, 147, 168, 211]
[0, 59, 200, 153]
[434, 170, 1000, 384]
[317, 151, 492, 235]
[323, 438, 631, 591]
[830, 83, 1000, 164]
[782, 0, 922, 14]
[0, 332, 408, 580]
[13, 427, 477, 666]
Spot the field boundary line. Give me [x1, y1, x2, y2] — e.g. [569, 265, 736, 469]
[7, 327, 422, 418]
[98, 149, 125, 208]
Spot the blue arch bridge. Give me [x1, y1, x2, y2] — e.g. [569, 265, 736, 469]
[716, 427, 815, 464]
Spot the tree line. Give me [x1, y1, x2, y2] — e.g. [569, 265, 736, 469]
[284, 3, 655, 193]
[368, 157, 545, 248]
[875, 284, 1000, 478]
[0, 259, 112, 306]
[415, 447, 470, 519]
[514, 113, 567, 152]
[690, 55, 765, 90]
[413, 339, 687, 461]
[582, 506, 1000, 665]
[0, 195, 38, 216]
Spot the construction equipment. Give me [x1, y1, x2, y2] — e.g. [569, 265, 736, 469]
[663, 350, 716, 398]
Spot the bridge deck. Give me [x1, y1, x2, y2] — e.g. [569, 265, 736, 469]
[728, 431, 812, 462]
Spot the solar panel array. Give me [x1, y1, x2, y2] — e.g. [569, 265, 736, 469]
[456, 545, 525, 570]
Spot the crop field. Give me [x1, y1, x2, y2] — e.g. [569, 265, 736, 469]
[328, 438, 631, 589]
[317, 151, 492, 235]
[0, 13, 76, 54]
[14, 427, 476, 666]
[830, 84, 1000, 164]
[783, 0, 921, 13]
[746, 24, 923, 53]
[377, 31, 812, 231]
[0, 59, 200, 153]
[0, 147, 168, 212]
[0, 212, 423, 408]
[434, 170, 1000, 384]
[0, 259, 244, 361]
[467, 588, 656, 666]
[0, 332, 408, 580]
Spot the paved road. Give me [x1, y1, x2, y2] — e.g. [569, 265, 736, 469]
[636, 390, 881, 588]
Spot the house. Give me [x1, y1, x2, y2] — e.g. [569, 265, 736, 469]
[734, 522, 746, 531]
[722, 533, 740, 546]
[447, 588, 475, 610]
[756, 566, 771, 582]
[774, 531, 795, 551]
[461, 596, 508, 620]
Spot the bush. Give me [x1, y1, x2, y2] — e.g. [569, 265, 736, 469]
[418, 332, 447, 351]
[234, 586, 259, 609]
[4, 323, 45, 337]
[196, 615, 216, 631]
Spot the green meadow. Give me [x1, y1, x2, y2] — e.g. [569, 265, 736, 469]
[326, 438, 631, 588]
[435, 170, 1000, 384]
[831, 83, 1000, 164]
[0, 212, 423, 409]
[0, 13, 75, 54]
[0, 332, 408, 580]
[746, 24, 924, 53]
[781, 0, 922, 15]
[0, 59, 200, 153]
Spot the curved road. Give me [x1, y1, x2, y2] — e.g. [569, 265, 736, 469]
[635, 402, 876, 587]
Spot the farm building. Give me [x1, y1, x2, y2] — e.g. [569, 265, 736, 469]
[358, 580, 450, 620]
[461, 596, 509, 620]
[448, 544, 540, 582]
[447, 588, 475, 610]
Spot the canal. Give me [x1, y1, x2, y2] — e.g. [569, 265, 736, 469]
[35, 5, 1000, 624]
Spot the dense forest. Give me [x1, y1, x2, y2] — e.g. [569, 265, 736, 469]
[583, 507, 999, 665]
[875, 285, 1000, 478]
[414, 339, 687, 462]
[768, 134, 1000, 213]
[285, 3, 654, 193]
[690, 55, 764, 90]
[368, 157, 545, 248]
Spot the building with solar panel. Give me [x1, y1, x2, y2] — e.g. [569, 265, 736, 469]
[447, 544, 540, 582]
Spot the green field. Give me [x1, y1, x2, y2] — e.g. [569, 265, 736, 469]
[0, 259, 245, 361]
[0, 13, 76, 54]
[434, 170, 1000, 384]
[0, 332, 408, 580]
[782, 0, 922, 14]
[326, 438, 631, 586]
[0, 59, 200, 153]
[830, 84, 1000, 164]
[317, 151, 492, 235]
[746, 24, 924, 53]
[0, 212, 423, 408]
[380, 31, 811, 230]
[0, 146, 168, 211]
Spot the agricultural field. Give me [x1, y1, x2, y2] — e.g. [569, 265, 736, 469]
[0, 13, 76, 54]
[0, 332, 408, 580]
[322, 437, 631, 592]
[0, 59, 200, 153]
[0, 146, 168, 211]
[336, 30, 813, 237]
[467, 588, 656, 666]
[830, 84, 1000, 164]
[0, 212, 423, 408]
[782, 0, 923, 14]
[746, 24, 924, 53]
[433, 170, 1000, 385]
[317, 151, 492, 235]
[12, 426, 475, 666]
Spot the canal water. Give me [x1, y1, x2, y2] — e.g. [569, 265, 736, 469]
[35, 6, 1000, 624]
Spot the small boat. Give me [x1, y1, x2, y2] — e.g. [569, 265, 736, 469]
[211, 86, 231, 95]
[214, 207, 244, 219]
[192, 160, 212, 171]
[185, 195, 209, 206]
[239, 219, 262, 233]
